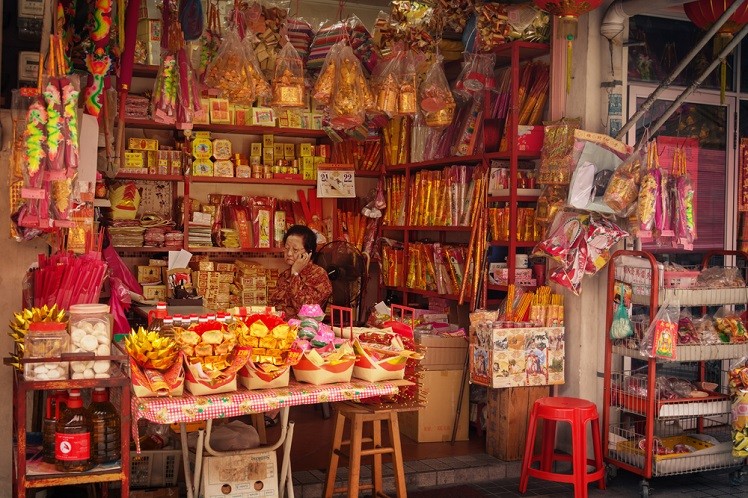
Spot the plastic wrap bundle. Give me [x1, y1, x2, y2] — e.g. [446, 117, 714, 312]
[271, 43, 306, 109]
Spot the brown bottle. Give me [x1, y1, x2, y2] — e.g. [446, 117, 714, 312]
[42, 390, 67, 463]
[55, 389, 93, 472]
[87, 388, 121, 464]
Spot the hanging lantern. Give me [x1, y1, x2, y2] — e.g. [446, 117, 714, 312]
[684, 0, 748, 103]
[534, 0, 604, 93]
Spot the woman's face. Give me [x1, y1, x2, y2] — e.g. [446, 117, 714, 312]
[284, 234, 306, 266]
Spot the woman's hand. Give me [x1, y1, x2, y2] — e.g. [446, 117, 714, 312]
[291, 251, 311, 275]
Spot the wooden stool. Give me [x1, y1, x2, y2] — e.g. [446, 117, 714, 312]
[323, 402, 407, 498]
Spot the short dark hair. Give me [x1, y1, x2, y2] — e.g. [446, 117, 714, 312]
[283, 225, 317, 255]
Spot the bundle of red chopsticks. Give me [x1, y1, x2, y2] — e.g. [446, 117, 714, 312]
[33, 251, 107, 309]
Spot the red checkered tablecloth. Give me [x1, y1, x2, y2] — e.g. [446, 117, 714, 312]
[131, 380, 400, 443]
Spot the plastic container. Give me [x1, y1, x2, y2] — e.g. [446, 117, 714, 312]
[88, 388, 121, 464]
[24, 321, 70, 380]
[68, 304, 112, 380]
[55, 389, 93, 472]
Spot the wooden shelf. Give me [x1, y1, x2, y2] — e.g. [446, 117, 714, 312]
[487, 189, 542, 203]
[381, 225, 472, 232]
[488, 240, 539, 248]
[185, 246, 285, 254]
[124, 117, 326, 138]
[385, 286, 462, 301]
[23, 466, 126, 488]
[114, 172, 183, 181]
[132, 63, 159, 77]
[384, 154, 484, 173]
[189, 176, 316, 186]
[484, 150, 542, 161]
[491, 41, 551, 64]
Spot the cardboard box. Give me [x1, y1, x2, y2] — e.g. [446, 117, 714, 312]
[470, 326, 565, 388]
[250, 143, 262, 157]
[129, 138, 159, 151]
[216, 263, 235, 272]
[297, 143, 313, 157]
[417, 334, 468, 371]
[262, 134, 274, 148]
[137, 266, 162, 284]
[142, 284, 167, 301]
[125, 151, 145, 168]
[130, 488, 179, 498]
[399, 369, 469, 443]
[200, 453, 278, 498]
[209, 98, 231, 124]
[198, 261, 215, 272]
[283, 143, 295, 159]
[252, 107, 275, 126]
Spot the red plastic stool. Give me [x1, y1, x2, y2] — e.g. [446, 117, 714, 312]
[519, 397, 605, 498]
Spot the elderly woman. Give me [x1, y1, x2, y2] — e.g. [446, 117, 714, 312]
[268, 224, 332, 319]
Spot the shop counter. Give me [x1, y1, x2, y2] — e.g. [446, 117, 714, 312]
[131, 380, 404, 498]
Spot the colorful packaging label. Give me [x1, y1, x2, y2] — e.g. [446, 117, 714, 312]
[55, 432, 91, 461]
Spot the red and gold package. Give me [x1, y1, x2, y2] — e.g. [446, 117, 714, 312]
[249, 197, 276, 249]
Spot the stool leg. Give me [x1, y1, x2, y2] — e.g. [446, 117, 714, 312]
[591, 417, 605, 490]
[572, 416, 588, 498]
[372, 419, 383, 497]
[519, 408, 538, 494]
[540, 419, 557, 472]
[387, 412, 407, 498]
[348, 413, 364, 498]
[324, 410, 346, 498]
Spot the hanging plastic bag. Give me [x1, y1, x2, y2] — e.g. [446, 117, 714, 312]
[603, 149, 643, 215]
[312, 40, 344, 107]
[420, 55, 456, 128]
[638, 141, 659, 235]
[198, 1, 222, 76]
[677, 310, 700, 345]
[204, 30, 257, 105]
[284, 17, 315, 63]
[180, 0, 205, 42]
[372, 53, 401, 117]
[475, 2, 511, 52]
[714, 306, 748, 344]
[672, 147, 696, 249]
[307, 20, 347, 71]
[610, 283, 633, 339]
[329, 44, 369, 130]
[639, 300, 680, 359]
[271, 43, 306, 109]
[242, 33, 272, 100]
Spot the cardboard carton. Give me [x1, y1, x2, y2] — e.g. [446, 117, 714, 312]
[416, 334, 468, 371]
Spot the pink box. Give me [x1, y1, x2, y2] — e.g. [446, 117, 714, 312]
[517, 126, 545, 153]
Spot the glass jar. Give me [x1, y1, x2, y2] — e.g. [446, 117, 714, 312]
[24, 322, 70, 380]
[68, 304, 112, 380]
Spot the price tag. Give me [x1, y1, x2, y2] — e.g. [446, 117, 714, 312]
[317, 163, 355, 198]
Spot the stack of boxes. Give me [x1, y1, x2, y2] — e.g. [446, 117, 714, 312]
[193, 261, 235, 310]
[193, 98, 323, 130]
[123, 138, 183, 176]
[231, 262, 280, 306]
[136, 1, 161, 65]
[190, 133, 329, 180]
[136, 259, 168, 301]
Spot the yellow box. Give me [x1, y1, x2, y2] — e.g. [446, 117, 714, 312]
[250, 143, 263, 157]
[216, 263, 235, 273]
[125, 151, 145, 168]
[146, 150, 158, 174]
[283, 143, 295, 159]
[128, 138, 159, 151]
[198, 261, 215, 272]
[158, 151, 169, 175]
[297, 143, 313, 157]
[262, 134, 274, 149]
[251, 107, 275, 126]
[192, 159, 214, 176]
[273, 143, 284, 158]
[263, 148, 274, 165]
[218, 272, 234, 283]
[137, 266, 162, 284]
[236, 164, 251, 178]
[288, 110, 302, 129]
[142, 284, 167, 301]
[277, 115, 289, 128]
[193, 98, 211, 125]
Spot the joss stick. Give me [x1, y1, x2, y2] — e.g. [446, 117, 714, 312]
[459, 175, 483, 305]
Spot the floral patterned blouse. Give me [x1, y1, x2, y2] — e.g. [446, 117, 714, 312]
[268, 263, 332, 318]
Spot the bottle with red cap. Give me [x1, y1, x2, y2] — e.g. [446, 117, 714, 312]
[88, 388, 121, 464]
[55, 389, 93, 471]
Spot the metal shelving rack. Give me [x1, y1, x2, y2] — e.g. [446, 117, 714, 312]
[602, 249, 748, 497]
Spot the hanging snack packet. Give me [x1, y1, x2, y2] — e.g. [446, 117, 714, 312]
[640, 300, 679, 359]
[672, 147, 696, 248]
[603, 149, 643, 215]
[271, 43, 306, 109]
[638, 141, 659, 235]
[532, 211, 587, 264]
[610, 283, 633, 339]
[204, 30, 257, 105]
[585, 216, 628, 275]
[329, 44, 370, 130]
[548, 236, 588, 295]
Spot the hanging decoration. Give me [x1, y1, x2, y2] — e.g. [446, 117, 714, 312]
[684, 0, 748, 103]
[533, 0, 603, 93]
[84, 0, 113, 117]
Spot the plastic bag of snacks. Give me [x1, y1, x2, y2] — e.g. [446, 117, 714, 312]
[609, 283, 633, 339]
[603, 150, 643, 215]
[714, 306, 748, 343]
[584, 217, 628, 275]
[677, 311, 700, 345]
[203, 30, 257, 105]
[329, 44, 370, 129]
[271, 43, 306, 108]
[639, 300, 680, 360]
